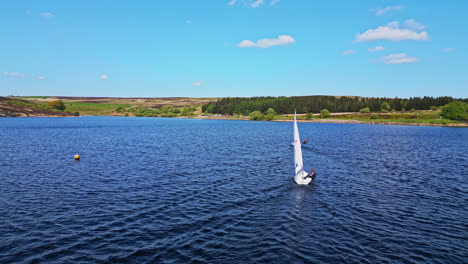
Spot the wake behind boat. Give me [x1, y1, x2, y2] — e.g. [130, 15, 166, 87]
[293, 112, 315, 185]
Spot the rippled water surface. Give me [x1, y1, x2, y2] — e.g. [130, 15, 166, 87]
[0, 117, 467, 263]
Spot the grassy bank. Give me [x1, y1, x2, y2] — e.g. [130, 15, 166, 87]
[196, 111, 466, 127]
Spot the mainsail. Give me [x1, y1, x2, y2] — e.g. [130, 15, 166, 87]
[293, 111, 304, 175]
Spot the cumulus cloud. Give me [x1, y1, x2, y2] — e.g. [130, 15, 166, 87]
[442, 48, 455, 52]
[271, 0, 280, 5]
[251, 0, 264, 8]
[228, 0, 237, 6]
[403, 19, 426, 31]
[368, 46, 385, 52]
[354, 21, 429, 42]
[380, 53, 418, 64]
[372, 5, 404, 16]
[100, 75, 109, 80]
[238, 40, 257, 48]
[342, 50, 356, 55]
[238, 35, 295, 48]
[40, 12, 54, 18]
[3, 72, 26, 78]
[191, 81, 203, 86]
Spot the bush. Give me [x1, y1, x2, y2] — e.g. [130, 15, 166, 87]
[370, 114, 378, 119]
[441, 101, 468, 120]
[320, 109, 331, 118]
[266, 108, 276, 115]
[360, 107, 370, 114]
[249, 111, 264, 120]
[265, 113, 275, 121]
[305, 113, 313, 120]
[159, 113, 167, 117]
[429, 106, 438, 111]
[171, 108, 181, 114]
[73, 112, 80, 116]
[166, 112, 177, 118]
[47, 100, 66, 110]
[181, 108, 192, 116]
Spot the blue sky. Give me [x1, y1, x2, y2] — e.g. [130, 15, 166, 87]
[1, 0, 467, 98]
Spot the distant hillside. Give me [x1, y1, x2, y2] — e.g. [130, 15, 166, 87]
[0, 97, 75, 117]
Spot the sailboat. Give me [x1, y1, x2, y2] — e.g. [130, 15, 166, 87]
[293, 111, 313, 185]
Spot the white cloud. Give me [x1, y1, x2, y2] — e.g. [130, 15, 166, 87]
[40, 12, 54, 18]
[228, 0, 238, 6]
[442, 48, 455, 52]
[186, 20, 192, 24]
[3, 72, 26, 78]
[191, 81, 203, 86]
[100, 75, 109, 80]
[403, 19, 426, 31]
[373, 5, 404, 16]
[368, 46, 385, 52]
[342, 50, 356, 55]
[380, 53, 418, 64]
[238, 35, 295, 48]
[37, 76, 46, 80]
[355, 21, 429, 42]
[271, 0, 280, 5]
[251, 0, 264, 8]
[238, 40, 257, 48]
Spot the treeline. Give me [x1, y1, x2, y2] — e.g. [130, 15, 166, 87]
[202, 96, 468, 114]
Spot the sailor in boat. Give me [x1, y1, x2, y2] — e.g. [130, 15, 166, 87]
[302, 138, 308, 144]
[303, 168, 316, 180]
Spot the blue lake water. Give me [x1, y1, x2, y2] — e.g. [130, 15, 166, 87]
[0, 117, 467, 263]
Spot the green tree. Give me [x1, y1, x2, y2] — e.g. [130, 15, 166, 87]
[320, 109, 331, 118]
[360, 107, 370, 113]
[370, 114, 378, 119]
[266, 108, 276, 115]
[305, 113, 313, 119]
[249, 111, 265, 121]
[47, 100, 66, 110]
[441, 101, 468, 120]
[381, 102, 390, 112]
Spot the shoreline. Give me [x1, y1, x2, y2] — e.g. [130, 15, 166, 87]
[189, 116, 468, 127]
[2, 114, 466, 128]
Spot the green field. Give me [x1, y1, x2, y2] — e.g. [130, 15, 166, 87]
[63, 102, 131, 115]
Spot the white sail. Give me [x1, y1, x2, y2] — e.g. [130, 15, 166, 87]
[293, 111, 304, 175]
[293, 111, 312, 185]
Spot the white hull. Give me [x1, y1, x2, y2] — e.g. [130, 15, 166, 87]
[294, 170, 312, 185]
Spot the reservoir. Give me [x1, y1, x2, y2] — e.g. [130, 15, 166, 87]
[0, 117, 466, 263]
